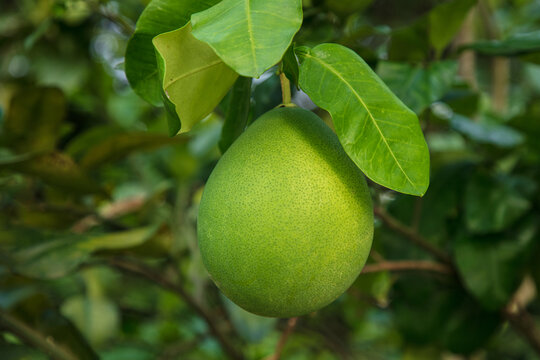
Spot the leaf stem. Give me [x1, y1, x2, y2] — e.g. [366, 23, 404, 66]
[279, 71, 292, 106]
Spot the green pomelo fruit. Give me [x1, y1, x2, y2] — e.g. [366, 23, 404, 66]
[197, 107, 373, 317]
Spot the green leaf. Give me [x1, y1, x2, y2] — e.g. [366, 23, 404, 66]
[450, 114, 524, 148]
[1, 87, 65, 153]
[462, 30, 540, 56]
[428, 0, 477, 56]
[79, 132, 185, 169]
[61, 296, 119, 347]
[392, 275, 500, 352]
[191, 0, 303, 77]
[0, 227, 159, 279]
[281, 44, 300, 88]
[297, 43, 430, 196]
[388, 19, 430, 63]
[465, 173, 531, 234]
[153, 23, 238, 135]
[125, 0, 220, 105]
[219, 77, 252, 153]
[455, 221, 536, 310]
[0, 152, 103, 194]
[377, 60, 457, 114]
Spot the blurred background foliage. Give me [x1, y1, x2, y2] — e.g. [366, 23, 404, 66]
[1, 0, 540, 359]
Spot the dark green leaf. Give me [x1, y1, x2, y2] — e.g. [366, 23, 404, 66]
[153, 23, 238, 135]
[0, 152, 103, 194]
[191, 0, 303, 77]
[219, 77, 252, 153]
[377, 60, 457, 114]
[79, 132, 185, 169]
[455, 220, 536, 310]
[1, 87, 65, 153]
[462, 30, 540, 56]
[125, 0, 220, 105]
[392, 275, 500, 353]
[298, 43, 430, 196]
[388, 19, 430, 62]
[428, 0, 477, 56]
[282, 44, 300, 88]
[465, 173, 531, 234]
[0, 227, 159, 279]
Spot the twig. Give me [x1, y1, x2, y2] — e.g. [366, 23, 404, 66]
[279, 72, 292, 106]
[373, 207, 452, 264]
[0, 310, 79, 360]
[105, 257, 244, 360]
[503, 304, 540, 355]
[361, 260, 454, 275]
[267, 317, 299, 360]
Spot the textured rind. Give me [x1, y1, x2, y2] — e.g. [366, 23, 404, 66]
[197, 107, 373, 317]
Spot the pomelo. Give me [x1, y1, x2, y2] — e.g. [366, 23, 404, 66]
[197, 107, 373, 317]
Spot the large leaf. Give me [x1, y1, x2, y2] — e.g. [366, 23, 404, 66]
[462, 30, 540, 56]
[465, 173, 531, 234]
[0, 227, 158, 279]
[297, 43, 430, 196]
[455, 221, 536, 310]
[1, 87, 65, 153]
[153, 23, 238, 135]
[219, 76, 252, 153]
[125, 0, 220, 105]
[428, 0, 477, 56]
[377, 60, 457, 114]
[191, 0, 303, 77]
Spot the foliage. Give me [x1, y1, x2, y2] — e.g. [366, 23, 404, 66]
[1, 0, 540, 359]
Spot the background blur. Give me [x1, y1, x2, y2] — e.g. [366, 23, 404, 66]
[1, 0, 540, 359]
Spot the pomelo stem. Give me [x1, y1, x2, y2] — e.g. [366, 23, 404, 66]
[279, 71, 292, 106]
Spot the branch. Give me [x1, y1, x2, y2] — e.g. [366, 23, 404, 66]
[266, 317, 298, 360]
[373, 207, 452, 264]
[503, 305, 540, 355]
[0, 310, 79, 360]
[361, 260, 454, 275]
[105, 257, 244, 360]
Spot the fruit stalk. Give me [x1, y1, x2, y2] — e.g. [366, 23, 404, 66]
[279, 71, 292, 105]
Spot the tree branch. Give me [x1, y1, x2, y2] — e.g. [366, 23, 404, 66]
[373, 207, 452, 264]
[361, 260, 454, 275]
[0, 310, 79, 360]
[266, 317, 298, 360]
[105, 257, 244, 360]
[503, 304, 540, 355]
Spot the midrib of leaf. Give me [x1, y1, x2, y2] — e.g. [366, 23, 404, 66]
[304, 53, 417, 189]
[244, 0, 258, 74]
[165, 59, 223, 88]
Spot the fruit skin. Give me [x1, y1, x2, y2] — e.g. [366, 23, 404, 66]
[197, 107, 373, 318]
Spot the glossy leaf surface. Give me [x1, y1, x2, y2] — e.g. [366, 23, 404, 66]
[125, 0, 220, 105]
[154, 23, 238, 134]
[298, 43, 430, 196]
[191, 0, 303, 77]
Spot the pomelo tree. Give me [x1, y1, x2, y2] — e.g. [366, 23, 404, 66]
[1, 0, 540, 359]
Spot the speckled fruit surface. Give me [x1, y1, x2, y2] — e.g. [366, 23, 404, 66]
[197, 107, 373, 318]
